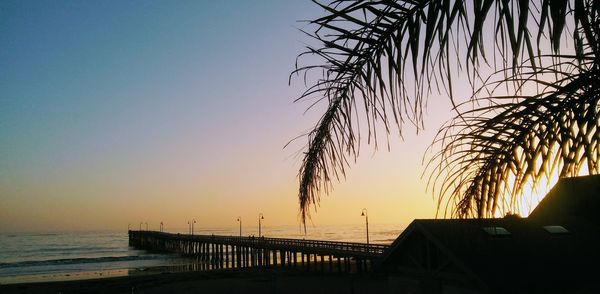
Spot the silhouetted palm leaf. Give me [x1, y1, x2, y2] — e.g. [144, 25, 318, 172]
[292, 0, 599, 222]
[428, 58, 600, 217]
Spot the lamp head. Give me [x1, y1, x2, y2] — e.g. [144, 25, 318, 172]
[361, 211, 365, 216]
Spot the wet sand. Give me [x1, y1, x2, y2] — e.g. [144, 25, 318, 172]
[0, 269, 388, 294]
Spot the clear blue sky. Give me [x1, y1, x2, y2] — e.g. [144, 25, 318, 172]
[1, 1, 448, 232]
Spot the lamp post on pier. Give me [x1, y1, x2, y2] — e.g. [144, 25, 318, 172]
[187, 220, 191, 234]
[237, 217, 242, 237]
[191, 219, 196, 235]
[145, 222, 148, 231]
[160, 221, 163, 232]
[258, 213, 264, 237]
[139, 222, 143, 231]
[361, 208, 369, 245]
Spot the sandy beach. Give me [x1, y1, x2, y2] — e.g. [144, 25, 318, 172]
[0, 269, 388, 294]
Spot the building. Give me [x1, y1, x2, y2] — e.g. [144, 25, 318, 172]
[377, 175, 600, 294]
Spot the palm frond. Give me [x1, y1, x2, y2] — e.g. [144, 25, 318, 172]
[292, 0, 597, 222]
[428, 57, 600, 218]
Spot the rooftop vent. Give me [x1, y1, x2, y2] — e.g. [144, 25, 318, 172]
[482, 227, 511, 236]
[543, 225, 569, 234]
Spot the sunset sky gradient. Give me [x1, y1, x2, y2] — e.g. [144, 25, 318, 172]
[1, 1, 457, 232]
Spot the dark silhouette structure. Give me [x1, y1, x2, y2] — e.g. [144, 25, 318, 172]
[528, 175, 600, 226]
[377, 175, 600, 293]
[129, 232, 387, 273]
[128, 176, 598, 292]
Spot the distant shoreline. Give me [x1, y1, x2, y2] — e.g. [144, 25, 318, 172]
[0, 269, 388, 294]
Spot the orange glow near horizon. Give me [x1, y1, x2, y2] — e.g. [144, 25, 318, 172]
[497, 155, 592, 218]
[10, 1, 595, 235]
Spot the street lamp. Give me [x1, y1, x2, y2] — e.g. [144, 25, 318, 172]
[237, 217, 242, 237]
[361, 208, 369, 245]
[145, 222, 148, 231]
[192, 219, 196, 235]
[139, 222, 143, 231]
[258, 213, 264, 237]
[160, 221, 164, 232]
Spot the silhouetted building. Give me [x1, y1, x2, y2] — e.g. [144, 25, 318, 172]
[377, 175, 600, 294]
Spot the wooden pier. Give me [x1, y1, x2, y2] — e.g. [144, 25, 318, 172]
[129, 231, 389, 273]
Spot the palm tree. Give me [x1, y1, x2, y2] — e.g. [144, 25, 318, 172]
[291, 0, 600, 222]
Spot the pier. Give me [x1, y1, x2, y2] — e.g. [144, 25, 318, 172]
[129, 231, 389, 273]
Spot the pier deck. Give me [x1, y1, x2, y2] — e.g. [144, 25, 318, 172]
[129, 231, 389, 273]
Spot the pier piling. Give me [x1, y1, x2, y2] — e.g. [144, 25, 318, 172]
[128, 230, 388, 273]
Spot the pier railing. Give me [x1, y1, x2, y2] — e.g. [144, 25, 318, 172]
[129, 230, 389, 273]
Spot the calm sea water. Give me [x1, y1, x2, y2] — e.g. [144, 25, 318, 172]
[0, 224, 402, 284]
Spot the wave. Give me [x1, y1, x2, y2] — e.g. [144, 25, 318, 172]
[8, 246, 122, 254]
[0, 254, 169, 269]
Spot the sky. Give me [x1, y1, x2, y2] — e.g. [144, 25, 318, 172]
[0, 1, 455, 233]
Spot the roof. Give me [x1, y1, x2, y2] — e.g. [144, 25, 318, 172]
[529, 174, 600, 225]
[377, 175, 600, 293]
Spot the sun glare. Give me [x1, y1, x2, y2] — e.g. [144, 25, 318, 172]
[513, 161, 591, 217]
[494, 140, 594, 218]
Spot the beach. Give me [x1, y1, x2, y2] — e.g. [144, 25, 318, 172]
[0, 269, 389, 294]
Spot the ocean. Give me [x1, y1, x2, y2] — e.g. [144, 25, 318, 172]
[0, 223, 403, 284]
